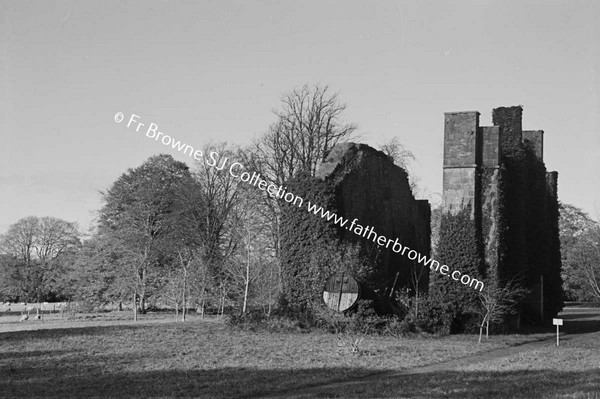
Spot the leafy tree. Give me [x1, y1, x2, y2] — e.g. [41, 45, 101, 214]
[70, 234, 132, 308]
[0, 216, 80, 302]
[559, 203, 598, 301]
[567, 225, 600, 302]
[99, 154, 192, 319]
[0, 254, 24, 302]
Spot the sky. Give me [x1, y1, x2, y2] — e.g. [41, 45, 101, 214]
[1, 0, 598, 235]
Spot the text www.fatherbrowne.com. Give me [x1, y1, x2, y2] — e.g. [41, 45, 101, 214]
[115, 112, 484, 292]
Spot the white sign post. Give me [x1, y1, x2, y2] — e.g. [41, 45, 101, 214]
[553, 318, 563, 346]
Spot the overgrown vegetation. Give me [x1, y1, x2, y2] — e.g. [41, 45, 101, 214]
[430, 107, 564, 333]
[431, 206, 485, 333]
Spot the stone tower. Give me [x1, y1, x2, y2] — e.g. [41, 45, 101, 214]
[441, 106, 562, 328]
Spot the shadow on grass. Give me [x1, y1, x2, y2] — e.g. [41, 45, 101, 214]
[517, 306, 600, 336]
[0, 349, 78, 361]
[0, 324, 142, 342]
[560, 308, 600, 335]
[1, 361, 599, 398]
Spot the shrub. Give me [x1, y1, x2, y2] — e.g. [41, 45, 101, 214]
[314, 300, 405, 336]
[383, 317, 415, 337]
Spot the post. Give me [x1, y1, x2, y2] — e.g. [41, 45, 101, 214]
[389, 272, 400, 298]
[540, 274, 544, 322]
[553, 318, 562, 346]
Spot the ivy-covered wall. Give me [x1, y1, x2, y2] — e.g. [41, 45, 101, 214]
[492, 107, 563, 325]
[433, 205, 485, 333]
[279, 173, 373, 320]
[279, 143, 431, 321]
[438, 106, 563, 332]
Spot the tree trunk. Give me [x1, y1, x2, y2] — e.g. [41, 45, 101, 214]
[182, 289, 187, 322]
[243, 245, 250, 314]
[200, 284, 206, 320]
[219, 291, 225, 318]
[182, 267, 187, 322]
[133, 291, 137, 322]
[414, 295, 419, 320]
[139, 293, 146, 314]
[274, 212, 284, 293]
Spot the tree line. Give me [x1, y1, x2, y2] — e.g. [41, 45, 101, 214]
[1, 84, 598, 323]
[0, 85, 377, 319]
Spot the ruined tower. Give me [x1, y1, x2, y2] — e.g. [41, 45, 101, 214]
[440, 106, 562, 329]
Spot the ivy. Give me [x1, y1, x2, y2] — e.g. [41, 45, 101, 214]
[432, 206, 485, 333]
[279, 172, 378, 322]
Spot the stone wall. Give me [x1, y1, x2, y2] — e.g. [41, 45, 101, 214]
[279, 142, 431, 317]
[320, 143, 431, 295]
[443, 111, 480, 217]
[439, 105, 562, 330]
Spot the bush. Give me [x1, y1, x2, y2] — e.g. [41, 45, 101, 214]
[314, 300, 406, 336]
[383, 317, 415, 337]
[227, 312, 267, 329]
[229, 300, 421, 337]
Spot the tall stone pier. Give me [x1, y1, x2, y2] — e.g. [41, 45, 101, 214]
[440, 106, 562, 329]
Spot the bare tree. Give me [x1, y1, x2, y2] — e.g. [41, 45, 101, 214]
[259, 84, 357, 180]
[478, 278, 528, 343]
[378, 137, 419, 192]
[409, 261, 427, 319]
[192, 142, 245, 274]
[250, 84, 357, 290]
[159, 142, 246, 320]
[164, 177, 209, 322]
[1, 216, 79, 265]
[224, 185, 271, 314]
[0, 216, 39, 266]
[379, 137, 415, 170]
[35, 217, 80, 263]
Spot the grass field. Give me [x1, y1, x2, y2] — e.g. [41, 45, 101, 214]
[0, 307, 598, 398]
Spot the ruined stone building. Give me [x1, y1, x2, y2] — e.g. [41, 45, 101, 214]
[280, 143, 431, 317]
[441, 106, 562, 327]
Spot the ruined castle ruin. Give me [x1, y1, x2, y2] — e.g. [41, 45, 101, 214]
[280, 143, 430, 317]
[440, 106, 562, 328]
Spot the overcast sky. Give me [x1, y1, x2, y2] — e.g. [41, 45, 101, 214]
[1, 0, 598, 234]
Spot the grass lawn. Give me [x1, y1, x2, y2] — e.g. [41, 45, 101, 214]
[0, 311, 598, 398]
